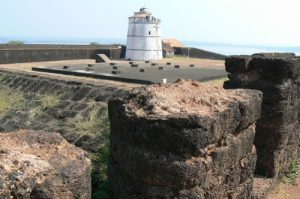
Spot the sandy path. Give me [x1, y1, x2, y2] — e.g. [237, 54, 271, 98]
[266, 179, 300, 199]
[0, 59, 95, 72]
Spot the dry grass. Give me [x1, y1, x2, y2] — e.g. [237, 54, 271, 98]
[30, 94, 61, 118]
[0, 87, 24, 114]
[40, 94, 61, 109]
[75, 107, 109, 138]
[74, 107, 111, 199]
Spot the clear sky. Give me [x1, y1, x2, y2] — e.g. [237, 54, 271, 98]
[1, 0, 300, 46]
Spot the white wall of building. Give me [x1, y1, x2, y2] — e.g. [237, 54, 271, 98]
[125, 9, 163, 61]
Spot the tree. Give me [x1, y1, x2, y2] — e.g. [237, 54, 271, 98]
[6, 40, 24, 45]
[89, 42, 100, 46]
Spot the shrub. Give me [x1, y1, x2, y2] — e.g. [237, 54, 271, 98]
[6, 40, 24, 45]
[40, 94, 61, 109]
[89, 42, 100, 46]
[75, 107, 111, 199]
[283, 160, 299, 185]
[31, 94, 61, 118]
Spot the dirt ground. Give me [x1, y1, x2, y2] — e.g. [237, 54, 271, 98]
[0, 59, 94, 72]
[266, 177, 300, 199]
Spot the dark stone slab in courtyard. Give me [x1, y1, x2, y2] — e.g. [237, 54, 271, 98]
[32, 62, 226, 85]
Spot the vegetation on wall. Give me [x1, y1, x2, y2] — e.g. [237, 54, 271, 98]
[0, 86, 24, 114]
[6, 40, 24, 45]
[283, 160, 300, 185]
[89, 42, 100, 46]
[39, 94, 61, 109]
[75, 107, 111, 199]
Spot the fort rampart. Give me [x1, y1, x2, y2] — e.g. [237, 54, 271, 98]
[174, 47, 226, 60]
[108, 79, 262, 198]
[0, 44, 125, 64]
[108, 53, 300, 199]
[0, 52, 299, 198]
[224, 53, 300, 179]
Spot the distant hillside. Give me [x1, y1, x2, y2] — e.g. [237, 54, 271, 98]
[174, 47, 227, 60]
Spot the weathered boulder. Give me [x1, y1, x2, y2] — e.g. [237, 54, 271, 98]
[108, 79, 262, 199]
[0, 130, 91, 199]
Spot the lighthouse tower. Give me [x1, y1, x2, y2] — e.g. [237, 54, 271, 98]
[125, 7, 163, 61]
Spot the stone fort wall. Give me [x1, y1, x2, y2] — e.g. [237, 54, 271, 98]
[0, 52, 299, 198]
[108, 80, 263, 199]
[108, 53, 300, 199]
[0, 44, 126, 64]
[224, 53, 300, 178]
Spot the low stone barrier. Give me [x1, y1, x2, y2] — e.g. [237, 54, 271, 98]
[224, 53, 300, 179]
[108, 79, 262, 199]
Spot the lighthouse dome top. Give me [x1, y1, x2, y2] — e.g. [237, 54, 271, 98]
[139, 7, 149, 13]
[129, 7, 160, 24]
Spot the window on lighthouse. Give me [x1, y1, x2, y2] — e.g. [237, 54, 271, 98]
[149, 31, 151, 35]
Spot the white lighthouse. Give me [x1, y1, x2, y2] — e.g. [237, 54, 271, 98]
[125, 7, 163, 61]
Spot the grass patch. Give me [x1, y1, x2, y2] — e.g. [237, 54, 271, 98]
[75, 107, 111, 199]
[283, 160, 300, 185]
[91, 145, 110, 199]
[0, 75, 6, 82]
[40, 94, 61, 109]
[31, 94, 61, 117]
[75, 107, 109, 137]
[0, 86, 24, 114]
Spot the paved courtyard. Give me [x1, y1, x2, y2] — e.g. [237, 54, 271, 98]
[32, 60, 227, 84]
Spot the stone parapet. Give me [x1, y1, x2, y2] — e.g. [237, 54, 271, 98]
[108, 79, 262, 199]
[224, 53, 300, 179]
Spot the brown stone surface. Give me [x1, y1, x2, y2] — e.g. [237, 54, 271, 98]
[125, 79, 261, 118]
[108, 79, 262, 199]
[0, 130, 91, 199]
